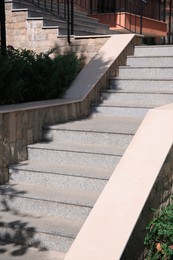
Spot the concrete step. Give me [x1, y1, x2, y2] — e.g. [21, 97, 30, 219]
[59, 115, 141, 134]
[10, 160, 112, 180]
[134, 45, 173, 56]
[91, 105, 148, 118]
[0, 242, 65, 260]
[0, 210, 83, 253]
[110, 78, 173, 93]
[43, 127, 133, 146]
[118, 67, 173, 80]
[9, 162, 108, 193]
[0, 182, 97, 220]
[27, 142, 122, 170]
[101, 91, 173, 108]
[43, 118, 133, 146]
[126, 56, 173, 67]
[44, 116, 139, 134]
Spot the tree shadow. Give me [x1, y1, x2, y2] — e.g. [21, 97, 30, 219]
[0, 184, 48, 257]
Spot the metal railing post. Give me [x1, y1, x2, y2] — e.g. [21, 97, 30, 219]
[0, 0, 6, 55]
[71, 0, 74, 35]
[90, 0, 92, 14]
[67, 0, 71, 44]
[140, 1, 143, 35]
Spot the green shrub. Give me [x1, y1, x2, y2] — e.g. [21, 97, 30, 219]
[0, 48, 83, 105]
[144, 198, 173, 259]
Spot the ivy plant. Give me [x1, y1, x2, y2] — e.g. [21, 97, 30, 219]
[144, 198, 173, 259]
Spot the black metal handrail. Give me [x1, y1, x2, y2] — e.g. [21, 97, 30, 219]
[0, 0, 6, 54]
[26, 0, 74, 44]
[23, 0, 166, 41]
[25, 0, 147, 40]
[73, 0, 164, 35]
[72, 0, 144, 34]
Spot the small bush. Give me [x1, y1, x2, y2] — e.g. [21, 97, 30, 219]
[144, 198, 173, 259]
[0, 48, 83, 105]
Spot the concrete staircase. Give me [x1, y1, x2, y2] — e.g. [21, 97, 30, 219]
[12, 0, 113, 36]
[1, 45, 173, 259]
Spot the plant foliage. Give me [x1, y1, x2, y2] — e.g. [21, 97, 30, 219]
[144, 199, 173, 259]
[0, 48, 83, 105]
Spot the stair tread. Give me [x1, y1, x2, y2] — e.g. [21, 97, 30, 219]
[119, 66, 173, 70]
[103, 90, 173, 96]
[44, 116, 141, 134]
[100, 92, 173, 108]
[98, 103, 153, 108]
[110, 79, 173, 94]
[0, 209, 83, 238]
[10, 160, 112, 180]
[28, 141, 126, 156]
[105, 88, 173, 94]
[127, 55, 173, 58]
[117, 67, 173, 80]
[0, 182, 99, 208]
[111, 77, 173, 81]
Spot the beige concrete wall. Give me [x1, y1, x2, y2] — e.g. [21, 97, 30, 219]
[122, 144, 173, 259]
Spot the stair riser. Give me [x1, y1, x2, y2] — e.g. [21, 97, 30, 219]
[101, 92, 173, 108]
[43, 19, 65, 27]
[59, 28, 100, 36]
[127, 57, 173, 67]
[0, 196, 91, 220]
[0, 227, 73, 252]
[73, 24, 108, 34]
[110, 79, 173, 93]
[91, 106, 148, 118]
[118, 68, 173, 80]
[28, 148, 120, 169]
[134, 46, 173, 56]
[43, 129, 133, 146]
[9, 169, 108, 192]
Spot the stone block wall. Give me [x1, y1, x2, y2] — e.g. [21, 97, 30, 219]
[121, 145, 173, 260]
[5, 2, 59, 53]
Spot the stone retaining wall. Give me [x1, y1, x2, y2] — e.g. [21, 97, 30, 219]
[0, 100, 87, 183]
